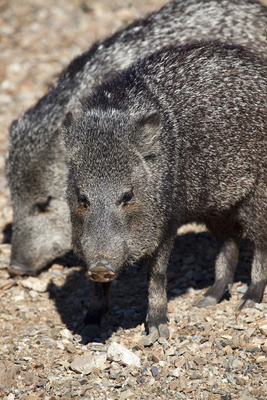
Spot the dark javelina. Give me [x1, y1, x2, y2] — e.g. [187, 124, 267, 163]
[6, 0, 267, 276]
[62, 41, 267, 339]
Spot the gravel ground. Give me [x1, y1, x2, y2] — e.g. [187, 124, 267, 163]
[1, 1, 267, 399]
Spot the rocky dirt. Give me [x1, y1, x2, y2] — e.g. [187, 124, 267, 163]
[1, 1, 267, 399]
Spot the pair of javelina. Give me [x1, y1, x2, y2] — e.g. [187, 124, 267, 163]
[6, 0, 267, 336]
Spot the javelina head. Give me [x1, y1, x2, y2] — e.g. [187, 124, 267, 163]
[62, 101, 169, 282]
[6, 119, 72, 276]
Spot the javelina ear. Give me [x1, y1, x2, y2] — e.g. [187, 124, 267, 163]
[61, 112, 74, 150]
[137, 110, 161, 149]
[62, 112, 74, 129]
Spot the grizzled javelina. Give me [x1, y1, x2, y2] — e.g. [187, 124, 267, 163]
[62, 41, 267, 339]
[6, 0, 267, 277]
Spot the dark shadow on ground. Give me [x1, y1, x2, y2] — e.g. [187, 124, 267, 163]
[48, 230, 253, 343]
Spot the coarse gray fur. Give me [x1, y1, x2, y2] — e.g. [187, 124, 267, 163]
[62, 41, 267, 338]
[6, 0, 267, 276]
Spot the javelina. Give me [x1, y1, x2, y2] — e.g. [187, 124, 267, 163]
[6, 0, 267, 276]
[62, 41, 267, 339]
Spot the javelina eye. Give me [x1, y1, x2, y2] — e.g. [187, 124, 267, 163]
[122, 190, 134, 204]
[34, 196, 52, 214]
[78, 194, 89, 209]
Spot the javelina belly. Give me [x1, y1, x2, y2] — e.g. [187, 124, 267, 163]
[6, 0, 267, 277]
[62, 41, 267, 339]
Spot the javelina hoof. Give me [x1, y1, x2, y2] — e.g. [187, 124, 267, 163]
[158, 323, 170, 339]
[147, 324, 169, 340]
[235, 282, 265, 314]
[235, 298, 255, 315]
[79, 323, 101, 342]
[8, 263, 37, 277]
[194, 295, 218, 308]
[139, 328, 159, 346]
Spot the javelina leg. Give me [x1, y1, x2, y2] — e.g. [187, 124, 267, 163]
[195, 235, 241, 308]
[236, 245, 267, 313]
[146, 240, 174, 340]
[81, 281, 112, 338]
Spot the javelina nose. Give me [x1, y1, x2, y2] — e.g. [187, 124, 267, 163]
[86, 259, 117, 283]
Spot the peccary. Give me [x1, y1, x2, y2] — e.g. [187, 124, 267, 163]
[6, 0, 267, 276]
[62, 41, 267, 338]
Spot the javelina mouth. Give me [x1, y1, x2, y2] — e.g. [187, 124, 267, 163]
[86, 260, 117, 282]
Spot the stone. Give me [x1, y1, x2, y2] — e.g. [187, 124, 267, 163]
[70, 354, 97, 374]
[170, 380, 178, 390]
[158, 337, 170, 347]
[239, 395, 257, 400]
[190, 371, 202, 380]
[256, 356, 267, 363]
[49, 327, 61, 339]
[120, 389, 135, 399]
[21, 371, 39, 385]
[223, 345, 233, 355]
[94, 353, 108, 369]
[236, 377, 246, 385]
[20, 277, 50, 292]
[237, 285, 248, 293]
[29, 290, 39, 299]
[0, 360, 20, 386]
[169, 368, 181, 378]
[138, 329, 159, 347]
[151, 366, 159, 377]
[179, 374, 188, 391]
[152, 354, 160, 363]
[259, 324, 267, 335]
[166, 347, 176, 356]
[107, 342, 141, 367]
[60, 329, 73, 340]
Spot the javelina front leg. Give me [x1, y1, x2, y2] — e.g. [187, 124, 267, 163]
[236, 245, 267, 313]
[195, 236, 241, 308]
[81, 281, 112, 338]
[146, 240, 174, 340]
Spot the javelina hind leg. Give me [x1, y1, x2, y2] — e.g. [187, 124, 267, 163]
[81, 281, 112, 339]
[146, 239, 174, 340]
[195, 235, 241, 308]
[235, 245, 267, 313]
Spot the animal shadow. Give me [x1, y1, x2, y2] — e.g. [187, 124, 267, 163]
[48, 230, 253, 343]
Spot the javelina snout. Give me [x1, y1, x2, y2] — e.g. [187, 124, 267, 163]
[86, 260, 117, 282]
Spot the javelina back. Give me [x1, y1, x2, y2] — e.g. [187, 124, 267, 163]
[62, 41, 267, 339]
[6, 0, 267, 276]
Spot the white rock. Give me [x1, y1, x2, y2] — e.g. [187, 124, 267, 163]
[169, 368, 182, 377]
[119, 389, 135, 399]
[70, 354, 95, 374]
[60, 329, 73, 340]
[70, 352, 107, 374]
[259, 324, 267, 336]
[94, 352, 107, 369]
[14, 291, 25, 301]
[29, 290, 39, 299]
[21, 276, 50, 292]
[7, 394, 15, 400]
[107, 342, 141, 367]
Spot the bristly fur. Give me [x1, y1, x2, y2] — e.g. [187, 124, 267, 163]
[6, 0, 267, 276]
[62, 41, 267, 337]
